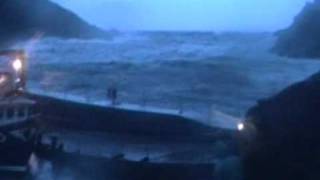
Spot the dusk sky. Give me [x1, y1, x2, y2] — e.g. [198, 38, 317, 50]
[53, 0, 312, 32]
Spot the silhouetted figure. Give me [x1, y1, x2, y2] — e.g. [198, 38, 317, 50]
[107, 87, 118, 106]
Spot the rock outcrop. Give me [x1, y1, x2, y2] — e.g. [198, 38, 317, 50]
[241, 71, 320, 180]
[272, 0, 320, 58]
[0, 0, 108, 47]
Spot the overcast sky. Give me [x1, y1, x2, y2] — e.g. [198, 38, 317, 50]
[53, 0, 312, 32]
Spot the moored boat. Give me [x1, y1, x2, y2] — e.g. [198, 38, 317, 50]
[0, 49, 38, 175]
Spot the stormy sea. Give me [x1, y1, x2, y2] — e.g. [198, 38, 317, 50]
[13, 31, 320, 180]
[21, 32, 320, 121]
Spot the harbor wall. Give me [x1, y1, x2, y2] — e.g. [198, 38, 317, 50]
[27, 93, 234, 142]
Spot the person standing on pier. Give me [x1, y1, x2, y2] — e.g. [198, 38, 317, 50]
[107, 86, 118, 106]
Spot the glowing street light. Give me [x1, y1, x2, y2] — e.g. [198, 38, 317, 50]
[237, 122, 244, 131]
[12, 59, 22, 72]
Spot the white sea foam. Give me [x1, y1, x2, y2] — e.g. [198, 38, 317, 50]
[17, 32, 320, 128]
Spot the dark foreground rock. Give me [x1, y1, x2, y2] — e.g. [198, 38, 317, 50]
[241, 71, 320, 180]
[0, 0, 108, 47]
[272, 0, 320, 58]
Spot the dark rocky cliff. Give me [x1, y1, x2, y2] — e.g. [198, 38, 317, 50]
[0, 0, 108, 47]
[272, 0, 320, 58]
[256, 4, 320, 177]
[241, 71, 320, 180]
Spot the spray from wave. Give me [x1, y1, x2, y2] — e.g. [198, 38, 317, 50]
[14, 32, 320, 126]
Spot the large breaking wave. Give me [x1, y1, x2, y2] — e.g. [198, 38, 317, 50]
[16, 32, 320, 122]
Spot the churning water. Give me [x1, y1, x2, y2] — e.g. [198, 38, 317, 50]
[18, 31, 320, 120]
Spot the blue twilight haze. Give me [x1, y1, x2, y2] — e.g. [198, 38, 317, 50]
[53, 0, 312, 32]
